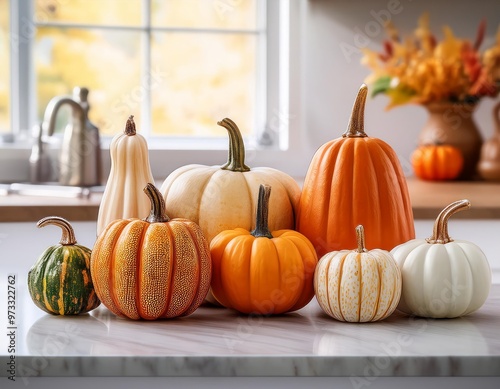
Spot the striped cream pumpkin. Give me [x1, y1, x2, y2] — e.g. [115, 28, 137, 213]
[314, 225, 402, 322]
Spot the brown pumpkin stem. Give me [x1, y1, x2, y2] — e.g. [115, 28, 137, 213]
[343, 84, 368, 138]
[218, 118, 251, 172]
[250, 184, 273, 239]
[426, 199, 471, 244]
[37, 216, 77, 246]
[143, 183, 171, 223]
[125, 115, 136, 136]
[355, 225, 367, 253]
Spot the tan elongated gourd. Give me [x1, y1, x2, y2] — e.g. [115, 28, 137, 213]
[96, 116, 154, 236]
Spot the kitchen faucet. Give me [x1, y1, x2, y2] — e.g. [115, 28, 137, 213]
[42, 87, 102, 187]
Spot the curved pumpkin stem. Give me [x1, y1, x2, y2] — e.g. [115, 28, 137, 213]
[143, 183, 171, 223]
[37, 216, 77, 246]
[251, 184, 273, 239]
[355, 225, 367, 253]
[343, 84, 368, 138]
[218, 118, 251, 172]
[124, 115, 137, 136]
[426, 199, 471, 244]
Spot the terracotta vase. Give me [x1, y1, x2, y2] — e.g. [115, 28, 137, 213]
[477, 102, 500, 181]
[418, 102, 483, 180]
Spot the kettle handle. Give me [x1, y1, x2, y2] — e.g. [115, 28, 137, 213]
[42, 97, 84, 137]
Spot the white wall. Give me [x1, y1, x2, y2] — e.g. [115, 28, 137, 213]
[301, 0, 500, 177]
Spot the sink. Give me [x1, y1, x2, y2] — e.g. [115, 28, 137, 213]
[1, 182, 105, 199]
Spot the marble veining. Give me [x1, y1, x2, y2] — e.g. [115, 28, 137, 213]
[0, 228, 499, 378]
[1, 279, 499, 377]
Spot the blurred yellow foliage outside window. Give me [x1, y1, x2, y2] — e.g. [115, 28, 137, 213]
[34, 0, 259, 138]
[0, 0, 9, 133]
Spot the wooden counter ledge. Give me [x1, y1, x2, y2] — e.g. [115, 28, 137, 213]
[0, 178, 499, 222]
[407, 178, 500, 219]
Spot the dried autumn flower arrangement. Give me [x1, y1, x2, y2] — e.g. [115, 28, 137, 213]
[361, 14, 500, 109]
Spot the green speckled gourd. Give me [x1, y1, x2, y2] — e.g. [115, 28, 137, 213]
[28, 216, 100, 315]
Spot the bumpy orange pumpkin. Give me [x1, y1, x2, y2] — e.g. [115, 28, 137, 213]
[210, 185, 318, 315]
[90, 183, 211, 320]
[296, 84, 415, 257]
[411, 144, 464, 181]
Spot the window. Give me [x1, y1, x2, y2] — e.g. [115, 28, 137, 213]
[4, 0, 285, 146]
[0, 0, 9, 134]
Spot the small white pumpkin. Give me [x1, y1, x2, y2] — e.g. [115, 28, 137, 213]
[391, 199, 491, 319]
[96, 116, 155, 236]
[314, 225, 402, 322]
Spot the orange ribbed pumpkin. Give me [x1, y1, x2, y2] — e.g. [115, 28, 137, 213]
[210, 185, 318, 315]
[296, 84, 415, 257]
[411, 144, 464, 181]
[90, 183, 211, 320]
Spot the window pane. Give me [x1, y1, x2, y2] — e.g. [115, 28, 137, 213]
[34, 0, 142, 26]
[151, 0, 257, 30]
[0, 0, 9, 133]
[35, 28, 142, 135]
[151, 32, 256, 137]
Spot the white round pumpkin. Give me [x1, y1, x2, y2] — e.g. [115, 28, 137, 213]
[391, 199, 491, 319]
[160, 118, 300, 243]
[314, 225, 402, 322]
[97, 116, 155, 236]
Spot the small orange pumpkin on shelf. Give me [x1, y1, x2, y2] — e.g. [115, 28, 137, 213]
[411, 144, 464, 181]
[210, 184, 318, 315]
[90, 183, 211, 320]
[296, 84, 415, 257]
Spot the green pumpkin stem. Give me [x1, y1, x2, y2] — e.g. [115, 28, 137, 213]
[426, 199, 471, 244]
[37, 216, 77, 246]
[343, 84, 368, 138]
[218, 118, 251, 172]
[124, 115, 137, 136]
[250, 184, 273, 239]
[355, 225, 367, 253]
[143, 183, 170, 223]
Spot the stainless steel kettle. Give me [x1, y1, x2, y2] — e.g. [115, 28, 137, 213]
[42, 87, 102, 187]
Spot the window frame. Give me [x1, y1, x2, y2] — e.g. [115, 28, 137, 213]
[9, 0, 285, 146]
[0, 0, 302, 183]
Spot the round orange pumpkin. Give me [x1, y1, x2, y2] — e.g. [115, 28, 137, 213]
[296, 84, 415, 257]
[411, 144, 464, 181]
[210, 184, 318, 315]
[90, 183, 211, 320]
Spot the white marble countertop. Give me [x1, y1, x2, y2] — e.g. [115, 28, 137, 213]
[0, 222, 499, 379]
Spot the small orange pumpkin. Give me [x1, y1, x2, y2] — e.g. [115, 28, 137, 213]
[411, 144, 464, 181]
[90, 183, 211, 320]
[210, 184, 318, 315]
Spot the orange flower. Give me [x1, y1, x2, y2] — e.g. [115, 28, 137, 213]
[362, 14, 500, 108]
